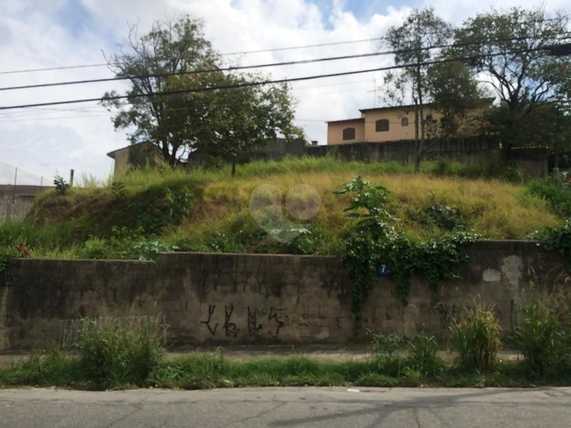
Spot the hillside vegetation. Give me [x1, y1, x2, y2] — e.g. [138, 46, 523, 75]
[0, 157, 564, 259]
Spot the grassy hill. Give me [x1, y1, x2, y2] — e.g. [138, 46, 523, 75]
[0, 157, 564, 259]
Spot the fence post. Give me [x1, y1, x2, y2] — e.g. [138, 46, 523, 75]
[9, 167, 18, 220]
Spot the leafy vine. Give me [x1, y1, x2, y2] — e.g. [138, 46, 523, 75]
[337, 177, 478, 334]
[534, 219, 571, 269]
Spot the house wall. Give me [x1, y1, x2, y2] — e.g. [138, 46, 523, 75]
[328, 105, 488, 145]
[112, 149, 131, 177]
[363, 109, 422, 143]
[0, 241, 566, 351]
[0, 185, 49, 222]
[327, 120, 365, 145]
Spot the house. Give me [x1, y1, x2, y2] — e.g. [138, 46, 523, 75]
[107, 142, 163, 176]
[327, 100, 493, 145]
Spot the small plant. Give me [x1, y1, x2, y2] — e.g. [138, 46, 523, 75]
[111, 181, 127, 199]
[450, 301, 502, 373]
[527, 179, 571, 217]
[405, 334, 443, 376]
[419, 198, 466, 231]
[77, 316, 165, 389]
[53, 175, 70, 195]
[536, 219, 571, 268]
[513, 298, 570, 377]
[370, 332, 404, 360]
[0, 247, 17, 279]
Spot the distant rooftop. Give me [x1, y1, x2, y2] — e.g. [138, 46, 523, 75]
[359, 98, 494, 114]
[326, 117, 365, 124]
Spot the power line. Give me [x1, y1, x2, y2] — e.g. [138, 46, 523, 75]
[2, 34, 568, 93]
[0, 47, 552, 112]
[0, 50, 401, 92]
[0, 37, 388, 76]
[219, 37, 386, 55]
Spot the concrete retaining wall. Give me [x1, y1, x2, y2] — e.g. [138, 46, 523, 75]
[0, 241, 568, 351]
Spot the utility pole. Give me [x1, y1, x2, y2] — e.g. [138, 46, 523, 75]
[10, 167, 18, 221]
[367, 77, 382, 107]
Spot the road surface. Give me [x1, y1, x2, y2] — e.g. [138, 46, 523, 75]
[0, 387, 570, 427]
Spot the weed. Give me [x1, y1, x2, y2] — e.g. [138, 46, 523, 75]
[513, 298, 570, 377]
[405, 334, 443, 376]
[53, 176, 70, 195]
[450, 301, 502, 373]
[77, 316, 165, 389]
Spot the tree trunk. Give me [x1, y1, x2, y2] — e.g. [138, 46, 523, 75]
[414, 68, 425, 173]
[231, 159, 236, 177]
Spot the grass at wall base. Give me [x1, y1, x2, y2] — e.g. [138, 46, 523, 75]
[2, 295, 571, 390]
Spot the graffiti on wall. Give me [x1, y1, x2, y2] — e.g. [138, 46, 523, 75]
[200, 304, 288, 338]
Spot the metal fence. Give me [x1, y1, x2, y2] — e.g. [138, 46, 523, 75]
[0, 162, 49, 187]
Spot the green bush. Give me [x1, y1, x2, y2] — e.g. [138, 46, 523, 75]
[418, 198, 466, 231]
[77, 317, 165, 389]
[534, 219, 571, 266]
[79, 227, 177, 260]
[513, 299, 570, 376]
[450, 301, 502, 373]
[527, 179, 571, 217]
[370, 332, 403, 360]
[406, 334, 443, 376]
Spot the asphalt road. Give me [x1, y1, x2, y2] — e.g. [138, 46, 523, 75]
[0, 387, 570, 427]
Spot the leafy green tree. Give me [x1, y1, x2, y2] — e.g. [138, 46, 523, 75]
[102, 16, 302, 170]
[425, 60, 486, 138]
[102, 16, 220, 166]
[167, 73, 303, 175]
[454, 8, 570, 158]
[383, 8, 453, 171]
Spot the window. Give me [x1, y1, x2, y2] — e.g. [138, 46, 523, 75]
[342, 127, 356, 141]
[401, 117, 409, 127]
[376, 119, 389, 132]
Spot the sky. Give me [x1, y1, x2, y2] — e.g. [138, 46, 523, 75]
[0, 0, 569, 184]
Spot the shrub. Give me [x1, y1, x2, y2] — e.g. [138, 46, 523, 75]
[77, 316, 165, 388]
[535, 219, 571, 267]
[79, 228, 176, 260]
[527, 179, 571, 217]
[513, 299, 570, 376]
[419, 199, 466, 231]
[450, 301, 502, 373]
[53, 175, 70, 195]
[370, 332, 403, 360]
[405, 334, 443, 376]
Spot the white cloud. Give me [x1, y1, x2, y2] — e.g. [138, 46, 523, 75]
[0, 0, 569, 182]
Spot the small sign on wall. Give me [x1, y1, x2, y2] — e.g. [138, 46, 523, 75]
[377, 263, 392, 278]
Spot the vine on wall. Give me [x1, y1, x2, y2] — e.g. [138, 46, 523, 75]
[337, 177, 478, 334]
[534, 219, 571, 269]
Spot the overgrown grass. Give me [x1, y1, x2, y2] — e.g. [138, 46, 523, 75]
[0, 157, 563, 259]
[3, 350, 571, 390]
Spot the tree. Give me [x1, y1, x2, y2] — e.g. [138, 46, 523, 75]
[102, 17, 220, 166]
[169, 73, 302, 175]
[383, 8, 453, 171]
[425, 60, 486, 138]
[454, 8, 570, 158]
[102, 16, 302, 170]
